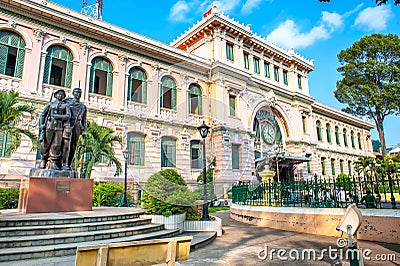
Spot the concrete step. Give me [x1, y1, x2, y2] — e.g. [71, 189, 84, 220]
[0, 209, 146, 227]
[0, 217, 152, 237]
[0, 223, 165, 248]
[0, 228, 180, 262]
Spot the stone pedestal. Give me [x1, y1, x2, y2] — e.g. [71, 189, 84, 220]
[18, 169, 93, 213]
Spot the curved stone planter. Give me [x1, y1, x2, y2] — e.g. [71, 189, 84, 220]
[141, 212, 186, 233]
[184, 216, 222, 236]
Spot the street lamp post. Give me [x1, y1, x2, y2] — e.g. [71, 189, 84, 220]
[122, 147, 129, 207]
[273, 144, 285, 183]
[198, 121, 210, 221]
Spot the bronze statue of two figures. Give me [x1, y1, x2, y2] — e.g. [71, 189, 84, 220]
[38, 88, 87, 173]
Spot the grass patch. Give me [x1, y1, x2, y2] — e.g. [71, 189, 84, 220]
[208, 206, 230, 213]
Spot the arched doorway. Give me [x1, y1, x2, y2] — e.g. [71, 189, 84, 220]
[253, 107, 285, 181]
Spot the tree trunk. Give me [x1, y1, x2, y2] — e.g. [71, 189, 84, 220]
[376, 119, 387, 157]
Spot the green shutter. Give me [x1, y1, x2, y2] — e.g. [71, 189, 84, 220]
[0, 45, 8, 75]
[0, 132, 11, 158]
[106, 71, 113, 97]
[42, 55, 52, 84]
[161, 138, 176, 167]
[65, 61, 73, 88]
[0, 131, 5, 157]
[264, 63, 270, 78]
[127, 75, 132, 101]
[89, 65, 95, 93]
[142, 81, 147, 104]
[15, 41, 25, 78]
[232, 144, 239, 169]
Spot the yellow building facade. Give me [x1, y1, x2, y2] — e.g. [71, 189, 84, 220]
[0, 1, 374, 196]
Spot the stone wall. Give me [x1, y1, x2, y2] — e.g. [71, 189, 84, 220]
[230, 204, 400, 244]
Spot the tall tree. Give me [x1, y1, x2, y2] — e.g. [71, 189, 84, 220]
[334, 34, 400, 157]
[319, 0, 399, 5]
[73, 120, 122, 179]
[0, 89, 37, 153]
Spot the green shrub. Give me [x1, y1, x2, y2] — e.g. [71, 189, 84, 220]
[0, 189, 19, 209]
[92, 183, 131, 207]
[336, 173, 352, 191]
[186, 207, 202, 221]
[140, 169, 197, 216]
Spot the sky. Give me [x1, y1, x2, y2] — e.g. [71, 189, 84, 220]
[52, 0, 400, 147]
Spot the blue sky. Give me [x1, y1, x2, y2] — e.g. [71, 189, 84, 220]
[53, 0, 400, 146]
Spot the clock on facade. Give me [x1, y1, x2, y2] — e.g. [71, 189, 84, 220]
[261, 122, 276, 144]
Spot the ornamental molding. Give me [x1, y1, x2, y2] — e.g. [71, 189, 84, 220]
[119, 55, 127, 66]
[33, 29, 45, 42]
[17, 112, 39, 131]
[80, 43, 90, 55]
[264, 90, 276, 107]
[8, 20, 17, 29]
[59, 36, 67, 44]
[239, 88, 259, 110]
[180, 128, 191, 149]
[148, 123, 161, 146]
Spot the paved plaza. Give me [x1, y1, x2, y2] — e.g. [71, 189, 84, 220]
[1, 210, 399, 266]
[182, 211, 400, 266]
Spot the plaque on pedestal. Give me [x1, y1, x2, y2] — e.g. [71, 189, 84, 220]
[19, 168, 93, 213]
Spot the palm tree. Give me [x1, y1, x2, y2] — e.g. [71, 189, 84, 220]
[0, 89, 37, 153]
[73, 120, 123, 179]
[354, 156, 375, 179]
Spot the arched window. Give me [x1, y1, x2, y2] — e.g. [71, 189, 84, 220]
[43, 45, 73, 88]
[321, 157, 326, 176]
[0, 30, 26, 78]
[357, 133, 362, 150]
[0, 131, 12, 157]
[161, 137, 176, 167]
[343, 129, 348, 147]
[335, 126, 340, 145]
[89, 57, 113, 96]
[190, 140, 202, 169]
[340, 160, 344, 173]
[160, 76, 176, 109]
[188, 84, 202, 115]
[127, 132, 145, 165]
[326, 123, 332, 143]
[351, 131, 355, 148]
[127, 67, 147, 104]
[316, 121, 322, 141]
[348, 161, 352, 176]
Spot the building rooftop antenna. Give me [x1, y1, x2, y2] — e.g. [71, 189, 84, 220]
[81, 0, 103, 20]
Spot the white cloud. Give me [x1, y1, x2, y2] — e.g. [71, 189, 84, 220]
[170, 0, 241, 22]
[210, 0, 241, 13]
[321, 11, 343, 29]
[169, 1, 191, 22]
[267, 20, 331, 49]
[343, 3, 364, 18]
[354, 5, 393, 31]
[241, 0, 263, 14]
[267, 11, 344, 49]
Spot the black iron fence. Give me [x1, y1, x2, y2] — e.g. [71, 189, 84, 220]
[232, 173, 399, 209]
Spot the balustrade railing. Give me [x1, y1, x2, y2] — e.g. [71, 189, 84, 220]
[42, 84, 72, 98]
[88, 93, 112, 107]
[0, 75, 21, 93]
[127, 101, 148, 115]
[232, 172, 399, 209]
[160, 108, 177, 120]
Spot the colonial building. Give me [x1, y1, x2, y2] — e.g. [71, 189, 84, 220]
[0, 0, 374, 196]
